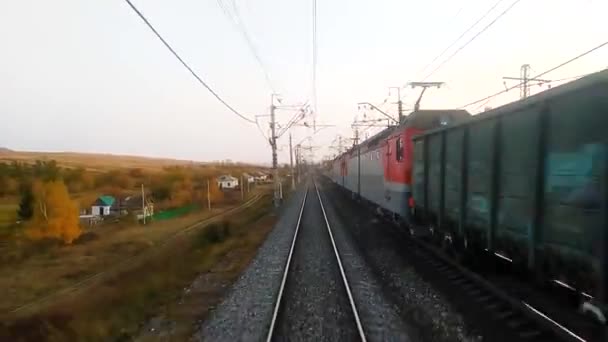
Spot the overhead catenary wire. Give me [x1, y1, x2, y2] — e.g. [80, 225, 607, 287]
[461, 40, 608, 108]
[277, 103, 310, 138]
[422, 0, 522, 81]
[216, 0, 276, 93]
[418, 0, 506, 79]
[255, 118, 271, 144]
[123, 0, 256, 124]
[312, 0, 318, 120]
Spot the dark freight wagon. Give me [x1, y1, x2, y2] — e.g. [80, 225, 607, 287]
[411, 70, 608, 322]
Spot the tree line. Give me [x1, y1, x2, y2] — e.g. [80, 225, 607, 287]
[1, 160, 256, 244]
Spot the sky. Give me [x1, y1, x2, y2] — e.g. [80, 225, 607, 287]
[0, 0, 607, 165]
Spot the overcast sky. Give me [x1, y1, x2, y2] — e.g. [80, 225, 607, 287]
[0, 0, 606, 165]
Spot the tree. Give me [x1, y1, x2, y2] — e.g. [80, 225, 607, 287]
[26, 180, 81, 244]
[17, 183, 34, 221]
[0, 175, 18, 196]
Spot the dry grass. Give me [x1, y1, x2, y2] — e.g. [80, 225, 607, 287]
[0, 150, 260, 172]
[0, 196, 275, 342]
[0, 204, 17, 229]
[0, 195, 259, 315]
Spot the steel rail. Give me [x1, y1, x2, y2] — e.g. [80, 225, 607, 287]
[265, 188, 308, 341]
[314, 181, 367, 341]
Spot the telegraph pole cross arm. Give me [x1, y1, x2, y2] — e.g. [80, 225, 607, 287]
[407, 82, 444, 111]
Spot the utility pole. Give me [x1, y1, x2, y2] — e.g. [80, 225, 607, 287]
[270, 94, 280, 208]
[289, 133, 295, 190]
[521, 64, 530, 99]
[389, 87, 403, 124]
[240, 175, 244, 201]
[336, 136, 344, 154]
[207, 179, 211, 210]
[141, 183, 146, 224]
[503, 64, 551, 99]
[407, 82, 444, 111]
[295, 145, 300, 184]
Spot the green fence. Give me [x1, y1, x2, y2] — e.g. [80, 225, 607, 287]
[151, 204, 199, 221]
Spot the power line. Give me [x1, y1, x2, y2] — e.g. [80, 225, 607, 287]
[255, 118, 270, 144]
[461, 40, 608, 108]
[123, 0, 256, 124]
[418, 0, 506, 79]
[423, 0, 521, 81]
[277, 103, 309, 138]
[312, 0, 318, 121]
[550, 73, 593, 83]
[217, 0, 276, 93]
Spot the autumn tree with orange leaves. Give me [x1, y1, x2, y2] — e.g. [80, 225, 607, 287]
[26, 180, 81, 244]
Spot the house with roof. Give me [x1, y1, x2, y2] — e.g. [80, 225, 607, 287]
[242, 173, 255, 184]
[117, 195, 154, 217]
[91, 195, 115, 216]
[217, 175, 239, 189]
[254, 171, 269, 183]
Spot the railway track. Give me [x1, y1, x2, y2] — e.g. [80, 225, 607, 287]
[326, 178, 602, 342]
[6, 193, 264, 318]
[266, 181, 367, 341]
[402, 234, 593, 342]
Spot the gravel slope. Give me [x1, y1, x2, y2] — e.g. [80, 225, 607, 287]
[194, 187, 308, 341]
[272, 184, 359, 341]
[318, 178, 481, 342]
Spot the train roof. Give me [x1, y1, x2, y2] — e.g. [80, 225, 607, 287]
[333, 108, 470, 160]
[413, 68, 608, 139]
[404, 109, 471, 129]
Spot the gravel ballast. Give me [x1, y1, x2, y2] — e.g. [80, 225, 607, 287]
[194, 187, 308, 341]
[314, 183, 418, 342]
[272, 184, 359, 341]
[318, 178, 482, 342]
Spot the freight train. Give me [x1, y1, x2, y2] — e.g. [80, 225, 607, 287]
[327, 69, 608, 323]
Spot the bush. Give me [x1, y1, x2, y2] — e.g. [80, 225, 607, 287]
[195, 221, 232, 248]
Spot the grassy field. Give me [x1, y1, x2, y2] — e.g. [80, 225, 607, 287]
[0, 204, 17, 229]
[0, 194, 275, 341]
[0, 191, 263, 315]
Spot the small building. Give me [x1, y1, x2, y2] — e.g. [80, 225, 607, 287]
[217, 175, 239, 189]
[117, 195, 154, 219]
[242, 173, 255, 184]
[91, 195, 116, 216]
[254, 172, 269, 183]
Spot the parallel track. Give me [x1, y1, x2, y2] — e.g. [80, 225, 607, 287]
[7, 194, 264, 317]
[327, 178, 599, 342]
[266, 181, 367, 341]
[403, 235, 590, 342]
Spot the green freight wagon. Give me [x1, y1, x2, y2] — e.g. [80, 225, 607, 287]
[412, 69, 608, 322]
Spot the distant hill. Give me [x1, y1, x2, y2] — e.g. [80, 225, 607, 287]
[0, 149, 264, 172]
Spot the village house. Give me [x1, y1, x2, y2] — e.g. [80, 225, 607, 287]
[91, 195, 115, 216]
[254, 172, 269, 183]
[217, 175, 239, 189]
[242, 173, 255, 184]
[117, 195, 154, 219]
[90, 194, 154, 219]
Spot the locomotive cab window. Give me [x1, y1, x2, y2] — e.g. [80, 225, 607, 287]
[396, 137, 404, 161]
